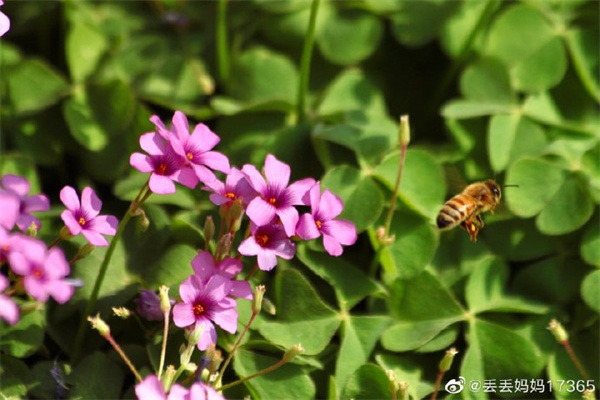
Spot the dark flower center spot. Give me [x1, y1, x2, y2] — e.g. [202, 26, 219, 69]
[256, 234, 270, 247]
[268, 197, 277, 205]
[157, 163, 168, 175]
[1, 245, 9, 252]
[33, 269, 43, 279]
[225, 192, 236, 200]
[193, 303, 205, 316]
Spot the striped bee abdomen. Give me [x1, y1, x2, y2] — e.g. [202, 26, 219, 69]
[436, 195, 478, 230]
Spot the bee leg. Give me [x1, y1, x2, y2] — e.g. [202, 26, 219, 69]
[461, 215, 483, 242]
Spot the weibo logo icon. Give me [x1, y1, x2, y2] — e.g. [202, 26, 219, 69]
[445, 376, 466, 394]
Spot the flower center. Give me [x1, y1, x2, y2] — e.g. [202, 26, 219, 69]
[268, 197, 277, 205]
[33, 268, 43, 279]
[156, 162, 168, 175]
[256, 234, 270, 247]
[192, 303, 205, 316]
[1, 244, 9, 252]
[225, 192, 236, 200]
[315, 220, 322, 230]
[186, 152, 194, 161]
[78, 217, 86, 226]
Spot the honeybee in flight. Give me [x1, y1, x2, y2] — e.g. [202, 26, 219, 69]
[436, 180, 504, 242]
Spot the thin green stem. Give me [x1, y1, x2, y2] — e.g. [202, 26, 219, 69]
[216, 0, 230, 83]
[157, 310, 170, 379]
[218, 358, 287, 392]
[296, 0, 321, 123]
[383, 143, 408, 237]
[105, 333, 143, 382]
[215, 312, 257, 388]
[561, 340, 590, 380]
[431, 369, 445, 400]
[48, 236, 62, 249]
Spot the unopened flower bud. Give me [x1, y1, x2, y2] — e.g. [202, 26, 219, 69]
[283, 344, 304, 362]
[134, 290, 163, 321]
[205, 344, 223, 375]
[399, 115, 410, 147]
[216, 233, 233, 257]
[252, 285, 266, 315]
[376, 226, 395, 245]
[135, 208, 150, 232]
[112, 307, 131, 319]
[27, 221, 40, 237]
[75, 243, 95, 261]
[59, 226, 73, 240]
[88, 314, 110, 337]
[186, 325, 205, 347]
[398, 381, 409, 400]
[203, 216, 215, 244]
[184, 362, 197, 373]
[159, 285, 171, 315]
[548, 319, 568, 343]
[262, 296, 277, 315]
[386, 369, 399, 395]
[162, 365, 176, 389]
[226, 198, 244, 233]
[439, 347, 458, 372]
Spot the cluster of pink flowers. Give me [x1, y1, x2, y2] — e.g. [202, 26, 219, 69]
[0, 175, 118, 326]
[136, 374, 224, 400]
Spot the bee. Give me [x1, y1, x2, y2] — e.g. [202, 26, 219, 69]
[436, 180, 502, 242]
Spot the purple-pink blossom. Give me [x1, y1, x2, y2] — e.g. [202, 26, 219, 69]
[0, 0, 9, 37]
[0, 174, 50, 232]
[297, 182, 357, 256]
[60, 186, 118, 247]
[152, 111, 230, 184]
[135, 374, 188, 400]
[134, 290, 165, 321]
[8, 238, 74, 304]
[0, 273, 19, 325]
[242, 155, 315, 237]
[130, 132, 199, 194]
[238, 223, 295, 271]
[0, 191, 19, 230]
[188, 381, 225, 400]
[172, 275, 238, 350]
[192, 251, 252, 300]
[203, 167, 257, 207]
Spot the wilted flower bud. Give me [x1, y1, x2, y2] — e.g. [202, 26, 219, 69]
[112, 307, 131, 319]
[399, 115, 410, 147]
[75, 243, 95, 261]
[252, 285, 266, 315]
[398, 381, 409, 400]
[547, 319, 568, 343]
[386, 369, 399, 395]
[159, 285, 171, 315]
[205, 344, 223, 375]
[283, 344, 304, 362]
[88, 314, 110, 337]
[216, 233, 233, 257]
[134, 290, 163, 321]
[439, 347, 458, 372]
[59, 226, 73, 240]
[262, 296, 277, 316]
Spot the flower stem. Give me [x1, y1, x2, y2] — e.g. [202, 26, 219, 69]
[295, 0, 321, 123]
[215, 311, 257, 388]
[71, 183, 150, 363]
[245, 263, 259, 280]
[105, 332, 143, 382]
[431, 369, 445, 400]
[48, 236, 62, 249]
[561, 340, 590, 380]
[383, 141, 408, 237]
[218, 357, 287, 392]
[158, 310, 170, 379]
[216, 0, 230, 83]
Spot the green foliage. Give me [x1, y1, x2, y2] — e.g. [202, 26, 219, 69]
[1, 0, 598, 399]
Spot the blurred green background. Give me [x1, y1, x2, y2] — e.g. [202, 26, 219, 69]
[0, 0, 598, 399]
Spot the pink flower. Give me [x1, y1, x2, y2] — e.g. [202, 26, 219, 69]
[0, 191, 19, 230]
[203, 167, 257, 207]
[0, 0, 9, 37]
[0, 274, 19, 325]
[60, 186, 119, 247]
[130, 132, 199, 194]
[188, 382, 225, 400]
[152, 111, 230, 184]
[0, 174, 50, 232]
[297, 183, 357, 256]
[192, 251, 252, 300]
[238, 223, 295, 271]
[8, 238, 74, 304]
[242, 155, 315, 237]
[173, 275, 238, 350]
[135, 374, 188, 400]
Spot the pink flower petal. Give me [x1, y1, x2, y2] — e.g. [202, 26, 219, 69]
[172, 166, 199, 189]
[82, 229, 109, 247]
[1, 175, 29, 197]
[323, 219, 357, 246]
[91, 215, 118, 236]
[238, 237, 260, 256]
[209, 193, 229, 206]
[276, 206, 299, 237]
[246, 198, 276, 227]
[167, 384, 189, 400]
[191, 251, 216, 281]
[211, 305, 238, 334]
[45, 248, 69, 277]
[149, 174, 176, 194]
[241, 164, 267, 195]
[0, 193, 19, 230]
[191, 164, 216, 185]
[218, 257, 243, 277]
[61, 210, 82, 235]
[59, 186, 80, 211]
[318, 190, 344, 221]
[0, 11, 10, 38]
[7, 252, 30, 275]
[273, 239, 295, 260]
[286, 178, 316, 205]
[22, 194, 50, 213]
[23, 276, 49, 302]
[81, 187, 102, 219]
[204, 275, 231, 302]
[136, 375, 166, 400]
[264, 154, 290, 189]
[196, 321, 218, 351]
[172, 111, 190, 142]
[190, 123, 220, 152]
[323, 234, 343, 256]
[130, 153, 154, 173]
[139, 133, 166, 155]
[198, 151, 230, 174]
[179, 276, 203, 304]
[48, 280, 74, 304]
[0, 295, 19, 325]
[230, 280, 253, 300]
[308, 182, 321, 210]
[296, 213, 320, 240]
[173, 303, 196, 328]
[257, 250, 278, 271]
[0, 274, 8, 292]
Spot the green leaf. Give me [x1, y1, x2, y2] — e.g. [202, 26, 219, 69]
[228, 46, 298, 104]
[0, 356, 30, 398]
[317, 9, 383, 65]
[30, 361, 67, 399]
[321, 165, 384, 232]
[506, 117, 548, 165]
[377, 354, 436, 399]
[7, 59, 70, 115]
[390, 0, 459, 47]
[460, 58, 516, 104]
[487, 113, 520, 172]
[67, 352, 125, 400]
[296, 245, 381, 310]
[505, 158, 565, 217]
[376, 209, 439, 281]
[63, 89, 109, 151]
[374, 149, 446, 220]
[416, 324, 460, 353]
[486, 4, 567, 92]
[0, 308, 45, 357]
[581, 222, 600, 267]
[0, 154, 42, 193]
[336, 315, 390, 393]
[536, 172, 594, 235]
[258, 269, 340, 355]
[66, 22, 108, 82]
[484, 218, 559, 262]
[231, 349, 315, 400]
[381, 319, 459, 352]
[581, 270, 600, 312]
[341, 364, 391, 400]
[441, 100, 515, 119]
[317, 68, 387, 117]
[565, 28, 600, 102]
[465, 257, 548, 315]
[144, 244, 197, 288]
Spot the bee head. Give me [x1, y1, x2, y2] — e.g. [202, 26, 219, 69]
[485, 180, 501, 202]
